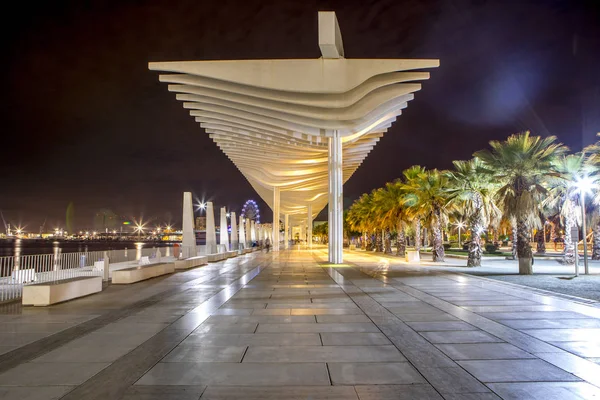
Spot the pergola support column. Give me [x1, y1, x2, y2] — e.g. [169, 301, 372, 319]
[307, 204, 313, 249]
[284, 214, 290, 249]
[273, 187, 280, 251]
[328, 130, 343, 264]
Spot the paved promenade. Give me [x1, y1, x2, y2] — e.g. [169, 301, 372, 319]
[1, 248, 600, 399]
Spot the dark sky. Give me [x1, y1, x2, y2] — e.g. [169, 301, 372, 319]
[1, 0, 599, 232]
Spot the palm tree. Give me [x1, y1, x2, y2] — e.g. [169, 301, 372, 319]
[402, 166, 427, 251]
[583, 136, 600, 259]
[374, 181, 411, 256]
[475, 132, 567, 274]
[543, 154, 587, 264]
[447, 158, 502, 267]
[402, 167, 454, 262]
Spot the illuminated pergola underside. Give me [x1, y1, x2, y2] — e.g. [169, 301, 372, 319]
[150, 12, 438, 262]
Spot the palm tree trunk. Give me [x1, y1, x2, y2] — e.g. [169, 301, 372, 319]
[414, 220, 421, 252]
[592, 224, 600, 260]
[384, 228, 392, 254]
[467, 198, 483, 267]
[432, 210, 445, 262]
[562, 207, 576, 265]
[395, 221, 406, 256]
[517, 219, 533, 274]
[506, 220, 517, 260]
[375, 231, 383, 252]
[536, 227, 546, 254]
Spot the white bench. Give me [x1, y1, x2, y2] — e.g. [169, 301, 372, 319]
[12, 269, 37, 283]
[112, 263, 174, 284]
[174, 256, 208, 270]
[22, 276, 102, 306]
[206, 253, 228, 263]
[139, 256, 151, 265]
[226, 251, 238, 258]
[405, 250, 420, 263]
[242, 248, 252, 254]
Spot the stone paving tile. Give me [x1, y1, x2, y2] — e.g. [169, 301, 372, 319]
[320, 332, 392, 346]
[328, 362, 426, 385]
[479, 311, 590, 320]
[199, 385, 358, 399]
[461, 305, 561, 312]
[136, 362, 330, 386]
[521, 328, 600, 342]
[162, 346, 247, 362]
[548, 341, 600, 357]
[487, 382, 600, 399]
[498, 318, 600, 329]
[0, 386, 75, 400]
[256, 322, 379, 333]
[243, 345, 405, 362]
[406, 321, 477, 332]
[354, 384, 443, 399]
[206, 315, 315, 324]
[0, 362, 109, 386]
[458, 359, 581, 382]
[181, 333, 322, 346]
[290, 308, 364, 315]
[31, 343, 136, 363]
[121, 385, 206, 400]
[396, 313, 459, 322]
[420, 331, 503, 344]
[316, 315, 371, 323]
[192, 322, 258, 334]
[267, 302, 358, 309]
[434, 343, 536, 360]
[418, 367, 491, 394]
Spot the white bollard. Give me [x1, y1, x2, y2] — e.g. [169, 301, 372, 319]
[103, 251, 110, 282]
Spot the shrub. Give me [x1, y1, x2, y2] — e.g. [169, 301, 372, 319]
[485, 243, 499, 253]
[443, 243, 451, 250]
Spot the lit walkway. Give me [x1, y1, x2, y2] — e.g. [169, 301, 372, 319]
[1, 249, 600, 399]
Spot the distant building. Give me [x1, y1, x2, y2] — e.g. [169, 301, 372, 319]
[195, 216, 206, 231]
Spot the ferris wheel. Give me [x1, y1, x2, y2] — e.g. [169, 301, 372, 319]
[240, 200, 260, 223]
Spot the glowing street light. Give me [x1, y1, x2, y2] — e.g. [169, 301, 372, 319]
[454, 221, 466, 248]
[196, 201, 207, 212]
[575, 175, 595, 275]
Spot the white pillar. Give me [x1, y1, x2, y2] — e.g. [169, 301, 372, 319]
[273, 187, 280, 251]
[206, 202, 217, 254]
[284, 214, 290, 249]
[245, 218, 252, 247]
[231, 212, 238, 251]
[238, 214, 246, 248]
[328, 130, 343, 263]
[251, 221, 257, 242]
[220, 207, 229, 251]
[182, 192, 195, 258]
[307, 204, 313, 249]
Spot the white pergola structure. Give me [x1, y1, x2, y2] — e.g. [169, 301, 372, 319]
[150, 12, 438, 263]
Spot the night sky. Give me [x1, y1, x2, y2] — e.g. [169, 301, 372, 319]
[1, 0, 599, 231]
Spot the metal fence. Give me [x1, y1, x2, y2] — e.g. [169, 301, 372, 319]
[0, 246, 174, 303]
[0, 250, 106, 303]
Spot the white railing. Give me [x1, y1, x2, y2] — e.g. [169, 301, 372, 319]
[0, 246, 175, 303]
[0, 250, 106, 303]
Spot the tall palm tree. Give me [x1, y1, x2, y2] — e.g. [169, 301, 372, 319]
[543, 154, 587, 264]
[583, 136, 600, 259]
[447, 158, 502, 267]
[475, 132, 567, 274]
[402, 167, 454, 262]
[375, 180, 411, 256]
[347, 193, 374, 250]
[402, 166, 427, 251]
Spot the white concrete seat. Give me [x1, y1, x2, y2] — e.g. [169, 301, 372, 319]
[226, 251, 237, 258]
[22, 276, 102, 306]
[174, 256, 208, 270]
[112, 263, 175, 284]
